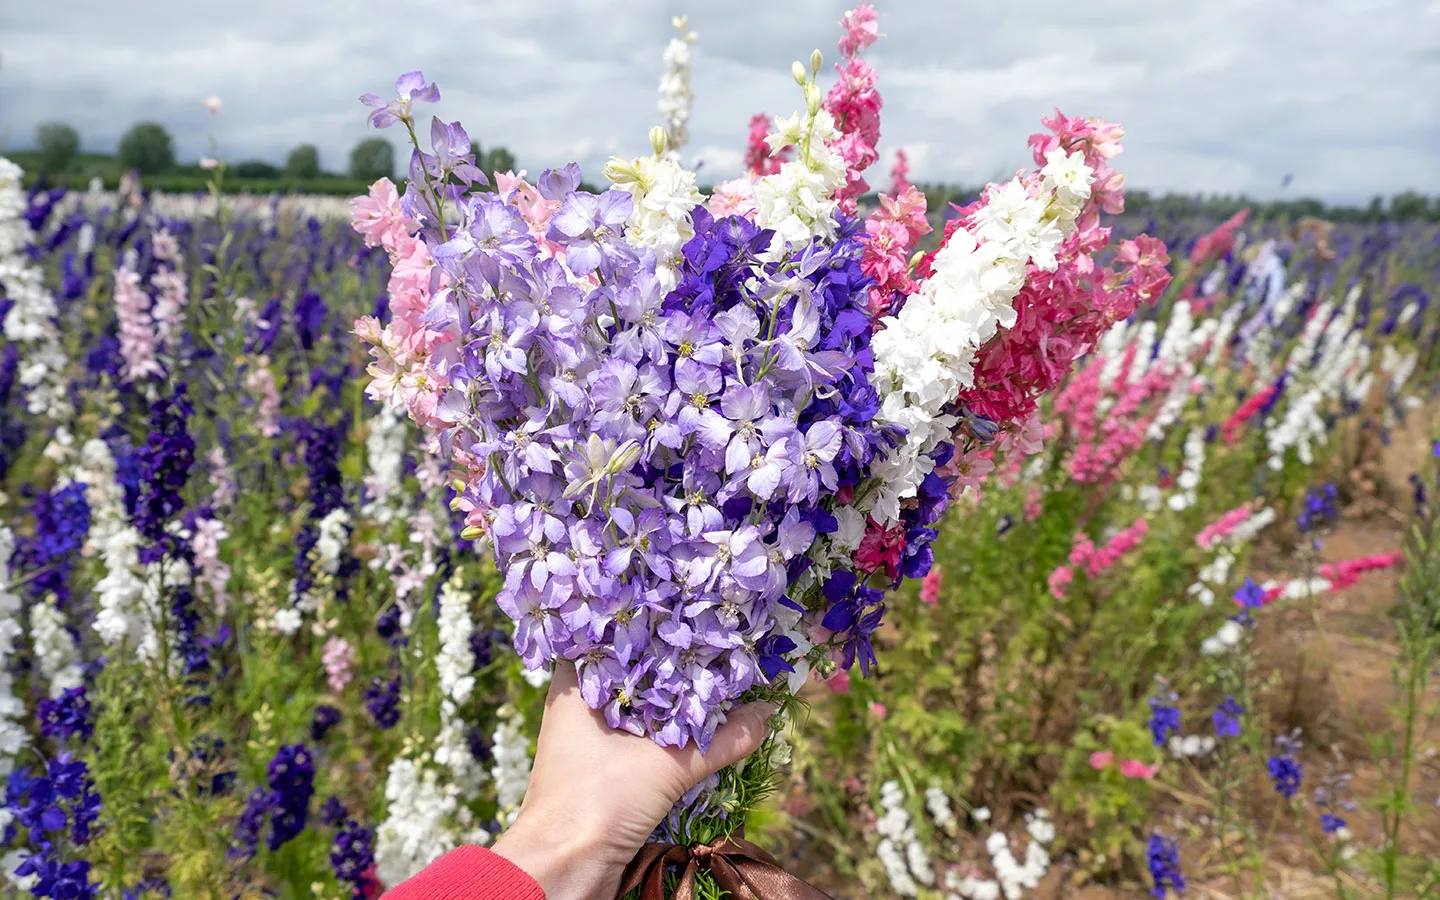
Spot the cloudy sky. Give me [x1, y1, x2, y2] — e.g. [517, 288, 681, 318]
[2, 1, 1436, 204]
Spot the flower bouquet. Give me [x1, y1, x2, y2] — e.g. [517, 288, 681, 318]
[353, 4, 1169, 894]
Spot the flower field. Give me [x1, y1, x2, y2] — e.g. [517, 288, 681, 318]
[3, 7, 1439, 900]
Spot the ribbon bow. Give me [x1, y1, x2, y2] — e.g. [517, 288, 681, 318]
[617, 833, 836, 900]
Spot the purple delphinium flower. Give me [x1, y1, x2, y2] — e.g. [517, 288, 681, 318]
[311, 704, 343, 741]
[360, 71, 440, 129]
[13, 481, 91, 605]
[121, 877, 171, 899]
[1212, 696, 1245, 739]
[1267, 730, 1304, 799]
[133, 387, 196, 565]
[1146, 832, 1185, 898]
[1313, 765, 1354, 834]
[264, 744, 316, 851]
[545, 190, 633, 276]
[15, 851, 99, 900]
[331, 817, 378, 896]
[38, 686, 94, 744]
[1297, 483, 1338, 533]
[364, 677, 402, 730]
[1148, 689, 1182, 748]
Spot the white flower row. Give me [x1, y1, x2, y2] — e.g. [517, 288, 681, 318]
[0, 157, 71, 419]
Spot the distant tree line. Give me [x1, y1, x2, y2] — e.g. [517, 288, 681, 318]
[23, 120, 521, 192]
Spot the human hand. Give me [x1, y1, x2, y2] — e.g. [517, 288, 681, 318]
[490, 661, 777, 900]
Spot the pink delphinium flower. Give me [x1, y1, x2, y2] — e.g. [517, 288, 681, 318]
[889, 147, 912, 197]
[869, 702, 887, 719]
[149, 267, 188, 345]
[1024, 486, 1044, 522]
[1319, 552, 1404, 592]
[207, 447, 236, 509]
[349, 178, 411, 252]
[1190, 209, 1250, 265]
[824, 7, 884, 214]
[113, 264, 162, 381]
[855, 519, 906, 579]
[826, 670, 852, 694]
[243, 364, 282, 438]
[1221, 383, 1276, 445]
[859, 185, 929, 317]
[1082, 518, 1149, 577]
[1119, 759, 1159, 779]
[1195, 504, 1254, 550]
[920, 566, 942, 606]
[192, 517, 232, 610]
[743, 113, 786, 177]
[1047, 565, 1073, 599]
[1089, 751, 1115, 770]
[323, 637, 355, 693]
[199, 158, 221, 171]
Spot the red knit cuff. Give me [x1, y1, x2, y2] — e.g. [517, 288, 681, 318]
[381, 844, 545, 900]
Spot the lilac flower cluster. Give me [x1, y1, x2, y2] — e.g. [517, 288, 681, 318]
[425, 164, 893, 751]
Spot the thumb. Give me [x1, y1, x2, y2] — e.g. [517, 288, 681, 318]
[687, 702, 779, 782]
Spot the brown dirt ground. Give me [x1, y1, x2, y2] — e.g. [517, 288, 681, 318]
[776, 412, 1440, 899]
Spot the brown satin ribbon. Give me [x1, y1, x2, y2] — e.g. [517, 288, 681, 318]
[617, 833, 836, 900]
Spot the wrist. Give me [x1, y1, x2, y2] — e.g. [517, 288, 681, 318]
[491, 806, 625, 900]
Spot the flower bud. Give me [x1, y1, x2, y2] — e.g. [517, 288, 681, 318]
[460, 525, 486, 540]
[791, 60, 808, 86]
[649, 126, 669, 157]
[809, 49, 824, 74]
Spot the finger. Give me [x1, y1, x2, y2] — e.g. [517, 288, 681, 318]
[684, 702, 778, 782]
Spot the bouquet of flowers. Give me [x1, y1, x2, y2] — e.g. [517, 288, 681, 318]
[353, 3, 1169, 892]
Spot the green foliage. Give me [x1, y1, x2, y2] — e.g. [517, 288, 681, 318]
[232, 160, 282, 179]
[36, 121, 81, 173]
[285, 144, 322, 180]
[348, 137, 395, 182]
[117, 121, 177, 174]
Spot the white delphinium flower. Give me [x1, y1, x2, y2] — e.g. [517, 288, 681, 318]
[1167, 734, 1217, 759]
[436, 575, 476, 705]
[1167, 428, 1205, 511]
[69, 439, 128, 548]
[30, 599, 84, 696]
[925, 785, 957, 833]
[363, 402, 409, 526]
[1200, 619, 1245, 656]
[1, 528, 30, 780]
[491, 706, 533, 827]
[1205, 304, 1243, 370]
[375, 753, 493, 888]
[862, 152, 1092, 523]
[984, 809, 1055, 900]
[753, 108, 847, 251]
[293, 508, 351, 614]
[875, 781, 935, 896]
[92, 526, 150, 647]
[657, 17, 698, 154]
[947, 871, 1002, 900]
[604, 131, 704, 291]
[0, 158, 71, 419]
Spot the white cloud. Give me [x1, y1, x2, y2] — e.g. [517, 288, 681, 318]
[0, 0, 1433, 203]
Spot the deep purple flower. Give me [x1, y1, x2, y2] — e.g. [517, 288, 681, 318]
[1212, 696, 1245, 739]
[39, 687, 94, 744]
[15, 850, 99, 900]
[364, 677, 402, 730]
[1146, 833, 1185, 898]
[332, 818, 378, 895]
[1148, 691, 1181, 747]
[264, 744, 316, 851]
[311, 704, 343, 741]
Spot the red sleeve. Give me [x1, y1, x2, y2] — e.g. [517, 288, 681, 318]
[382, 845, 545, 900]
